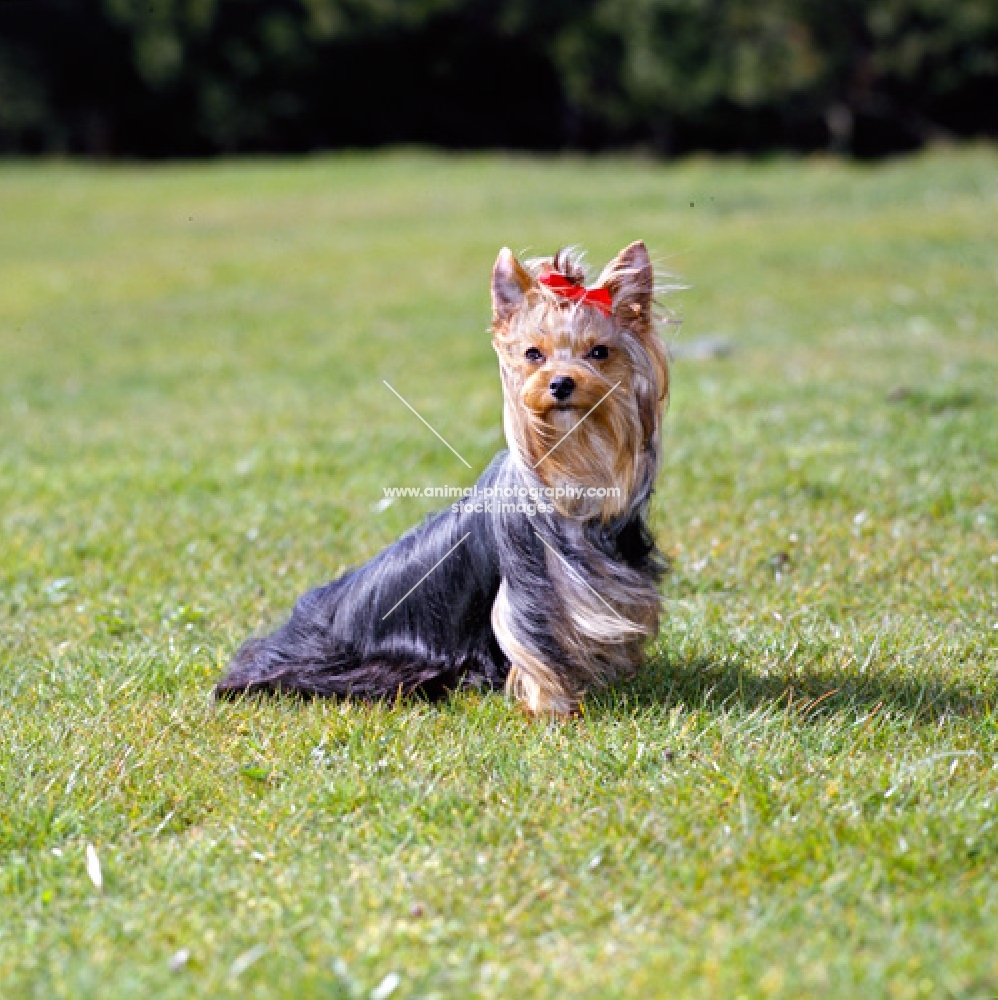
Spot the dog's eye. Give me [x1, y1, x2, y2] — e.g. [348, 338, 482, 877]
[587, 345, 609, 360]
[524, 347, 544, 362]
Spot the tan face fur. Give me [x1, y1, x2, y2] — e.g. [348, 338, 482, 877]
[490, 243, 669, 520]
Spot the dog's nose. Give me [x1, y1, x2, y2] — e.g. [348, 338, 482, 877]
[549, 376, 576, 401]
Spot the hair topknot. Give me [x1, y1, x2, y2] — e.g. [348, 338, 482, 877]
[524, 246, 589, 286]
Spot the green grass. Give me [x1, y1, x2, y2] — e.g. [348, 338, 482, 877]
[1, 147, 996, 998]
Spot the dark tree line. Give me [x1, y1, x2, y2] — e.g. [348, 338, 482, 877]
[1, 0, 996, 158]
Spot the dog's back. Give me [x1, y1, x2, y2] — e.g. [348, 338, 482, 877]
[216, 455, 510, 701]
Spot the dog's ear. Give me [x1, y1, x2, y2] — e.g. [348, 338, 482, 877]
[599, 240, 653, 329]
[601, 240, 669, 409]
[492, 248, 533, 323]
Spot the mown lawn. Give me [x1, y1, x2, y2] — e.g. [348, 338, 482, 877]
[0, 148, 996, 998]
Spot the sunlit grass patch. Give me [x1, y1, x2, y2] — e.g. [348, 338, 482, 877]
[0, 148, 996, 998]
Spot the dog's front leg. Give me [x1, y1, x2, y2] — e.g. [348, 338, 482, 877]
[490, 580, 579, 717]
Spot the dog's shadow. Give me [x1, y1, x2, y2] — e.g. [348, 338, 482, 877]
[592, 648, 992, 724]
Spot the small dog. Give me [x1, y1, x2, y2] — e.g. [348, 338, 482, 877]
[216, 241, 670, 715]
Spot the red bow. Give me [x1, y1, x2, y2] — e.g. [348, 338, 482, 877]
[538, 271, 613, 316]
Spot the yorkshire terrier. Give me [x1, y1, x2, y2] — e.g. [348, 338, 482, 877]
[216, 241, 670, 716]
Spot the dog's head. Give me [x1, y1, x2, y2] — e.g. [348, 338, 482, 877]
[491, 242, 670, 519]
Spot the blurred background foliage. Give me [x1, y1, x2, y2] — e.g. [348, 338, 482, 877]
[0, 0, 996, 158]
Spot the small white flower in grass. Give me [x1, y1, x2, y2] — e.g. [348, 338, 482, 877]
[372, 972, 401, 999]
[229, 944, 267, 979]
[168, 948, 190, 972]
[85, 844, 102, 890]
[45, 577, 73, 599]
[372, 496, 395, 513]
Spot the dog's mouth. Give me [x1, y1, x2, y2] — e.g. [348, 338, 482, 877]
[542, 405, 590, 435]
